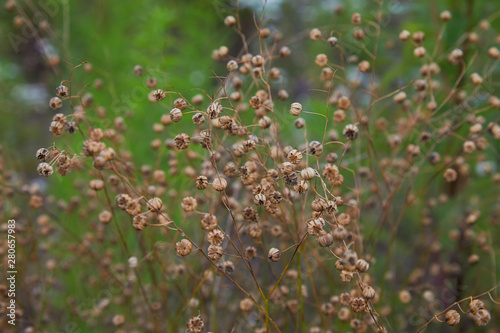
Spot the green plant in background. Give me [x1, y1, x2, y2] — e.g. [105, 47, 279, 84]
[1, 0, 500, 332]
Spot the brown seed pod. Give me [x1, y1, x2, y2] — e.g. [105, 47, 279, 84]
[315, 54, 328, 67]
[56, 85, 69, 97]
[169, 108, 183, 122]
[132, 214, 148, 230]
[208, 244, 223, 261]
[212, 175, 227, 191]
[153, 89, 165, 101]
[181, 196, 197, 212]
[37, 163, 53, 177]
[186, 315, 204, 333]
[49, 97, 62, 110]
[200, 214, 218, 231]
[207, 101, 223, 119]
[268, 248, 281, 262]
[174, 133, 190, 150]
[176, 239, 193, 256]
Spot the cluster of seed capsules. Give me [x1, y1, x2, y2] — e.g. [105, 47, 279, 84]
[32, 6, 500, 332]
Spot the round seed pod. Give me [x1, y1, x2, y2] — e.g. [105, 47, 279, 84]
[212, 176, 227, 191]
[267, 248, 281, 262]
[56, 85, 69, 97]
[290, 102, 302, 116]
[224, 15, 236, 27]
[49, 97, 62, 110]
[176, 239, 193, 256]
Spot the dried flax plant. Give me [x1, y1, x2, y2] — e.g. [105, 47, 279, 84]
[1, 1, 500, 332]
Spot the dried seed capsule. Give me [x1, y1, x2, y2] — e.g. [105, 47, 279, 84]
[176, 239, 193, 256]
[338, 96, 351, 109]
[351, 12, 362, 25]
[470, 73, 483, 85]
[186, 315, 204, 333]
[444, 168, 457, 182]
[196, 175, 208, 190]
[153, 89, 165, 101]
[469, 299, 485, 315]
[147, 197, 163, 211]
[133, 65, 143, 76]
[56, 85, 69, 97]
[207, 101, 223, 119]
[201, 214, 218, 231]
[49, 97, 62, 110]
[362, 285, 376, 299]
[294, 180, 309, 194]
[353, 29, 365, 40]
[36, 148, 50, 161]
[309, 141, 323, 156]
[174, 133, 190, 150]
[488, 47, 500, 59]
[445, 310, 460, 326]
[212, 175, 227, 191]
[249, 95, 262, 109]
[245, 246, 257, 259]
[315, 53, 328, 67]
[414, 46, 426, 58]
[287, 149, 303, 164]
[440, 10, 452, 22]
[227, 59, 238, 71]
[327, 36, 338, 47]
[37, 162, 53, 176]
[224, 15, 236, 27]
[208, 244, 223, 260]
[317, 233, 334, 247]
[343, 124, 359, 140]
[301, 167, 315, 180]
[207, 229, 224, 245]
[307, 218, 325, 236]
[259, 116, 271, 129]
[279, 46, 291, 57]
[181, 196, 197, 212]
[399, 30, 410, 41]
[474, 309, 491, 326]
[89, 179, 104, 191]
[290, 102, 302, 116]
[268, 248, 281, 262]
[356, 259, 369, 272]
[132, 214, 148, 230]
[146, 77, 157, 88]
[98, 210, 112, 224]
[351, 297, 367, 313]
[253, 193, 266, 205]
[310, 28, 322, 40]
